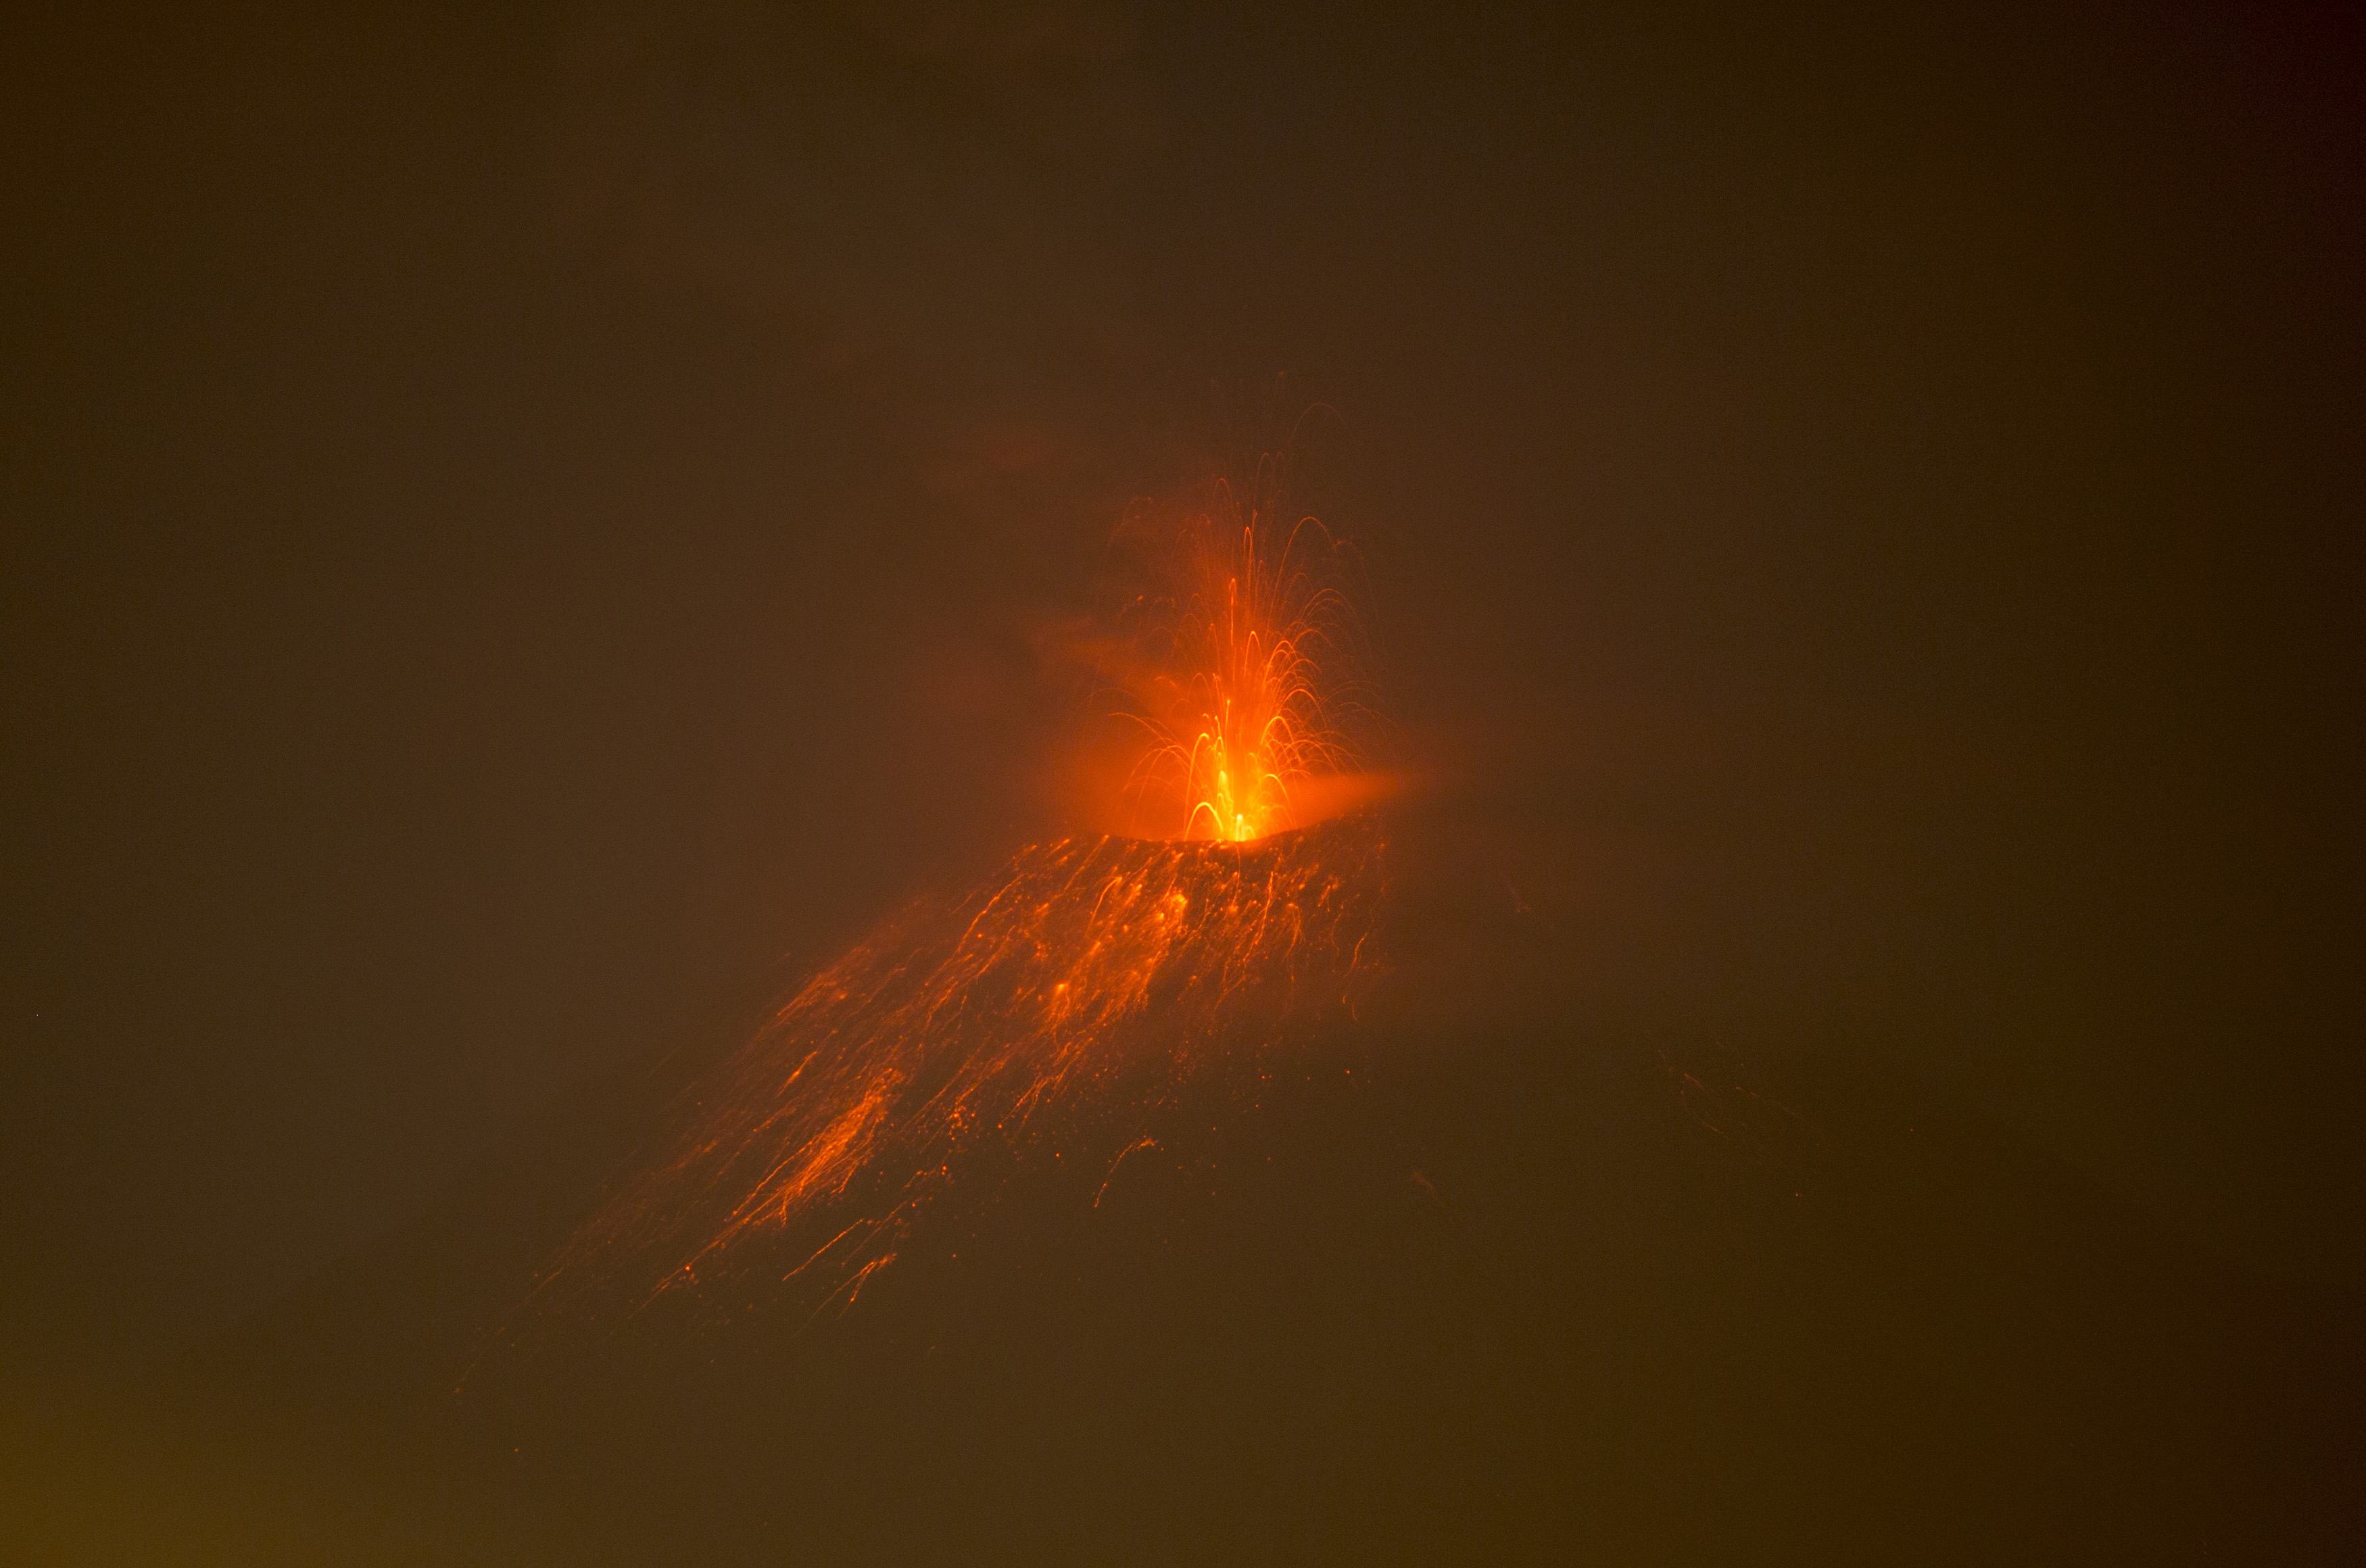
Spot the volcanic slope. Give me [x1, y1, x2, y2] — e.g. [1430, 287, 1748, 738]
[147, 806, 2366, 1565]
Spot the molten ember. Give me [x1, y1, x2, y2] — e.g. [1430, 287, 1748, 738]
[1130, 506, 1355, 841]
[526, 470, 1391, 1328]
[1072, 469, 1388, 843]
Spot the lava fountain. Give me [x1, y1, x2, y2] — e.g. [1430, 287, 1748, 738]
[1060, 464, 1399, 843]
[527, 470, 1395, 1329]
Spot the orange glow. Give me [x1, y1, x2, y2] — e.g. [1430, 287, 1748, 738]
[1149, 514, 1344, 841]
[518, 468, 1396, 1329]
[533, 818, 1386, 1322]
[1069, 471, 1391, 843]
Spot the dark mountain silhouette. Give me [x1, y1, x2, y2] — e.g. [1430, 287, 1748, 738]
[118, 804, 2365, 1564]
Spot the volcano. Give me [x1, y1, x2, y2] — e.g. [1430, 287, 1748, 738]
[20, 7, 2366, 1561]
[151, 791, 2363, 1565]
[134, 485, 2366, 1563]
[523, 812, 1389, 1337]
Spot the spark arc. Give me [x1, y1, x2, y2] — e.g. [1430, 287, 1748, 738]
[1132, 508, 1355, 841]
[1076, 471, 1386, 843]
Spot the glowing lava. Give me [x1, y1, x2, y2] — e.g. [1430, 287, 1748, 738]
[1141, 510, 1354, 841]
[1073, 467, 1386, 843]
[525, 473, 1391, 1329]
[535, 818, 1385, 1323]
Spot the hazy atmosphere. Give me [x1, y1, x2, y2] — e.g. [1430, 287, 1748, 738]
[7, 3, 2362, 1561]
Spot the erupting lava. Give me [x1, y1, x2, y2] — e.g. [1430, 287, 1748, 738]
[1127, 503, 1357, 841]
[1076, 469, 1386, 843]
[527, 469, 1391, 1328]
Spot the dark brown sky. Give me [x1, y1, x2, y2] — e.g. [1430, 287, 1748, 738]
[5, 1, 2361, 1359]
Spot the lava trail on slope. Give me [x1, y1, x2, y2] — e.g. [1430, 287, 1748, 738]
[527, 812, 1388, 1330]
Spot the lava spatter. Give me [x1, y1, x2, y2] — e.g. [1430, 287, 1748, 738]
[535, 816, 1386, 1323]
[525, 470, 1394, 1329]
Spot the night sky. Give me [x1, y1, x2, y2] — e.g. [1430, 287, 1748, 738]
[6, 3, 2363, 1559]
